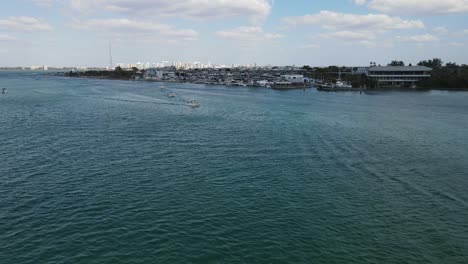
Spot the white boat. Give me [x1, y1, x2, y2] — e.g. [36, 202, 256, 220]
[1, 88, 7, 94]
[167, 92, 176, 98]
[187, 100, 200, 108]
[317, 80, 353, 91]
[335, 80, 353, 89]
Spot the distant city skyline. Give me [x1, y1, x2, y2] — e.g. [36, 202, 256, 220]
[1, 0, 468, 67]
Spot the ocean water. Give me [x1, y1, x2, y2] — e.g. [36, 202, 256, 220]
[1, 71, 467, 264]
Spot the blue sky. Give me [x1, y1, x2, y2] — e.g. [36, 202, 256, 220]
[1, 0, 468, 67]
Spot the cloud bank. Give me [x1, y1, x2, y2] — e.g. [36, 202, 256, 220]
[70, 0, 271, 23]
[360, 0, 468, 15]
[0, 16, 53, 32]
[283, 11, 424, 31]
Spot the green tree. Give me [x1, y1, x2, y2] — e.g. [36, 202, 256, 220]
[418, 58, 443, 69]
[115, 66, 124, 73]
[388, 60, 405, 66]
[446, 62, 458, 68]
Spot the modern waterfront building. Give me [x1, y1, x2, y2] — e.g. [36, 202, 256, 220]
[357, 66, 432, 87]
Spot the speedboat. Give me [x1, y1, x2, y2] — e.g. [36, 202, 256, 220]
[187, 100, 200, 108]
[1, 88, 7, 94]
[167, 92, 176, 98]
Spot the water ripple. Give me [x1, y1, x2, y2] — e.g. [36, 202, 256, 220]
[1, 72, 468, 263]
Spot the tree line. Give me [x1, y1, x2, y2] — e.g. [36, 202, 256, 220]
[65, 66, 143, 80]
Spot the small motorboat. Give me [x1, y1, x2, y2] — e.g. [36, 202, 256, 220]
[187, 100, 200, 108]
[1, 88, 7, 94]
[167, 92, 176, 98]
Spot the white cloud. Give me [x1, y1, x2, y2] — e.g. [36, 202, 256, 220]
[433, 26, 449, 35]
[396, 34, 439, 42]
[448, 42, 465, 47]
[0, 34, 17, 42]
[70, 0, 271, 23]
[315, 30, 395, 48]
[451, 29, 468, 37]
[318, 30, 377, 41]
[0, 17, 53, 32]
[356, 40, 376, 47]
[299, 44, 320, 49]
[354, 0, 367, 5]
[32, 0, 56, 6]
[74, 19, 198, 40]
[366, 0, 468, 15]
[283, 11, 424, 31]
[217, 26, 283, 41]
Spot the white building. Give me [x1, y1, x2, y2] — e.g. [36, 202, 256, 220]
[144, 69, 176, 80]
[282, 75, 305, 84]
[366, 66, 432, 87]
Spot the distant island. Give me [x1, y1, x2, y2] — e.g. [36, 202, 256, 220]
[60, 58, 468, 91]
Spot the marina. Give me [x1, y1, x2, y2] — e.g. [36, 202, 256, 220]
[61, 64, 468, 92]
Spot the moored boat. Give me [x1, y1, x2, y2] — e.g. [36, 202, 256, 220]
[317, 80, 357, 91]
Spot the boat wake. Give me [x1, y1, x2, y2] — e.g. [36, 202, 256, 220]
[34, 91, 187, 106]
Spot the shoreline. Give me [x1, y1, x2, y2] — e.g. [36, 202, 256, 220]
[60, 75, 468, 92]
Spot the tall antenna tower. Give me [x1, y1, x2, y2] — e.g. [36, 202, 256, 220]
[109, 40, 113, 69]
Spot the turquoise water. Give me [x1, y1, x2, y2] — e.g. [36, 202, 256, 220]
[1, 71, 468, 263]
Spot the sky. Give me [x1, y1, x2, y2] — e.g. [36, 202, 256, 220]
[0, 0, 468, 67]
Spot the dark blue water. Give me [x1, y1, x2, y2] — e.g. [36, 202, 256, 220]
[1, 71, 468, 263]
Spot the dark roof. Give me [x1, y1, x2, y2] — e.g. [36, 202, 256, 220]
[369, 66, 432, 72]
